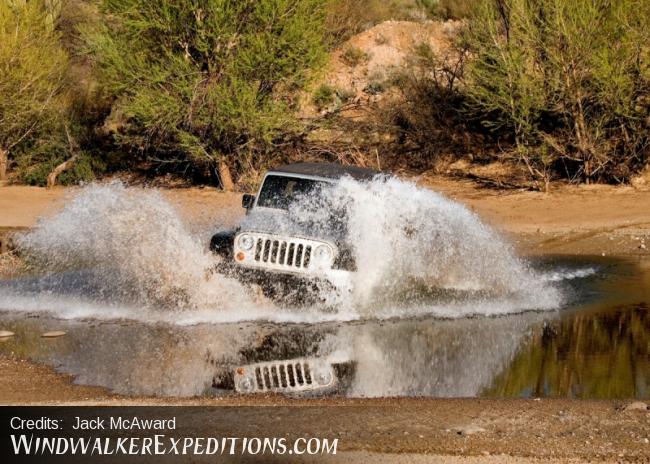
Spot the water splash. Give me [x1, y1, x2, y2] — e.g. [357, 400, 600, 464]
[0, 178, 572, 323]
[542, 266, 598, 282]
[12, 183, 254, 311]
[288, 176, 562, 313]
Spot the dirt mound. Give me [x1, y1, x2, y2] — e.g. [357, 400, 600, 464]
[302, 20, 461, 117]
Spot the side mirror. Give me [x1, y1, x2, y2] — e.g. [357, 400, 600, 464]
[242, 193, 256, 210]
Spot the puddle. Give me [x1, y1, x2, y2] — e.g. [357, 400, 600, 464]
[0, 256, 648, 399]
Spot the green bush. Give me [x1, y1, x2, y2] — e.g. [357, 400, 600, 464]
[312, 84, 355, 110]
[83, 0, 329, 187]
[341, 46, 370, 67]
[463, 0, 650, 186]
[16, 141, 104, 186]
[0, 0, 71, 181]
[313, 84, 337, 109]
[416, 0, 475, 19]
[326, 0, 425, 46]
[20, 156, 94, 186]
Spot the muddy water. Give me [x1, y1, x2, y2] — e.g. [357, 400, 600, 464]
[0, 255, 648, 399]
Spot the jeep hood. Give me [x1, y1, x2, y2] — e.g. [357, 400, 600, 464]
[239, 208, 345, 242]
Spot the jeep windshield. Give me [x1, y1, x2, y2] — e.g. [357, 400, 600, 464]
[256, 175, 330, 210]
[255, 174, 348, 236]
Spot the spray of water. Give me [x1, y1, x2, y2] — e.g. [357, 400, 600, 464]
[13, 183, 253, 311]
[0, 177, 576, 323]
[289, 176, 562, 314]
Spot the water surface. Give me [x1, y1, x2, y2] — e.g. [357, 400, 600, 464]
[0, 256, 647, 399]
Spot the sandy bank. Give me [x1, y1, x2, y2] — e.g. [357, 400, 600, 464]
[2, 179, 650, 256]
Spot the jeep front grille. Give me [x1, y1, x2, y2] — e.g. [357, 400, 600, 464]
[234, 358, 336, 394]
[234, 232, 335, 273]
[255, 238, 311, 269]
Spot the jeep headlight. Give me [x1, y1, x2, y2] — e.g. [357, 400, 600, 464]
[313, 244, 333, 263]
[237, 375, 254, 393]
[313, 365, 334, 386]
[238, 234, 254, 251]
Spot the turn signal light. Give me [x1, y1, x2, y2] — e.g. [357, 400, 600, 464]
[236, 252, 245, 261]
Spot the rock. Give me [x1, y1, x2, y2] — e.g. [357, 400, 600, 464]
[0, 330, 14, 338]
[41, 331, 66, 338]
[454, 425, 486, 436]
[624, 401, 648, 412]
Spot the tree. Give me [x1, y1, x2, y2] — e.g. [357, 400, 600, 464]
[0, 0, 70, 181]
[83, 0, 329, 189]
[463, 0, 650, 187]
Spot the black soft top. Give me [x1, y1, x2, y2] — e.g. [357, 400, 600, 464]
[268, 162, 380, 181]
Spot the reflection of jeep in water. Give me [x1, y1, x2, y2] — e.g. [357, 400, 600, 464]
[211, 327, 357, 395]
[210, 162, 379, 302]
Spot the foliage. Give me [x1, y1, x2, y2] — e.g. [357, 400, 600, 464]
[463, 0, 650, 186]
[312, 84, 337, 109]
[385, 41, 475, 169]
[83, 0, 330, 183]
[0, 0, 70, 179]
[341, 46, 370, 67]
[5, 0, 650, 188]
[312, 84, 354, 110]
[325, 0, 425, 46]
[17, 141, 104, 186]
[416, 0, 475, 19]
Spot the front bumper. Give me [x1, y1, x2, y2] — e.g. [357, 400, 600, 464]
[215, 261, 351, 293]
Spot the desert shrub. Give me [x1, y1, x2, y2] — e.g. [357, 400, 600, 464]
[83, 0, 329, 189]
[341, 46, 370, 67]
[463, 0, 650, 186]
[416, 0, 475, 19]
[325, 0, 425, 46]
[0, 0, 71, 181]
[313, 84, 337, 109]
[19, 150, 102, 186]
[387, 45, 474, 169]
[364, 81, 385, 95]
[312, 84, 355, 110]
